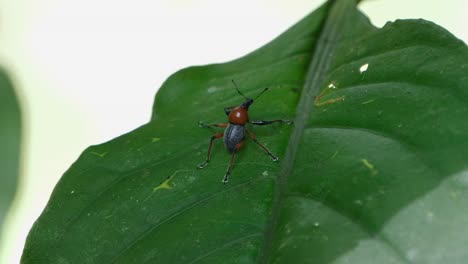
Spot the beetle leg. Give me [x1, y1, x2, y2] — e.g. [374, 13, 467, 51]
[247, 130, 279, 161]
[198, 121, 228, 128]
[224, 106, 236, 115]
[222, 140, 244, 184]
[197, 132, 223, 169]
[249, 119, 293, 126]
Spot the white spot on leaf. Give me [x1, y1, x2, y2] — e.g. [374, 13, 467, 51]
[207, 86, 220, 93]
[360, 63, 369, 73]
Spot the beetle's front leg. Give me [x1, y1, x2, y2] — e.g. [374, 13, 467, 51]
[224, 106, 236, 116]
[249, 119, 293, 126]
[198, 121, 228, 128]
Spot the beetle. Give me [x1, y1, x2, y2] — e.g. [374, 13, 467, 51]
[197, 80, 292, 184]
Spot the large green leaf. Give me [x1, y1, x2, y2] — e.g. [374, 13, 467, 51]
[22, 0, 468, 263]
[0, 68, 21, 241]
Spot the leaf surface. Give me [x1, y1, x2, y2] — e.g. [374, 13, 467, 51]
[22, 1, 468, 263]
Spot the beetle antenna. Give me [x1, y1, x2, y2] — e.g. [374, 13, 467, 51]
[253, 87, 269, 100]
[231, 80, 249, 100]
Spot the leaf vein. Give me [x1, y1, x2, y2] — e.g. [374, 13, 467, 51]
[110, 177, 265, 263]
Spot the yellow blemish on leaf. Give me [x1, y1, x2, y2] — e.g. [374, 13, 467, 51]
[153, 178, 172, 191]
[144, 170, 193, 202]
[361, 159, 378, 176]
[90, 151, 107, 158]
[152, 137, 161, 143]
[314, 82, 345, 107]
[152, 169, 192, 193]
[315, 96, 345, 106]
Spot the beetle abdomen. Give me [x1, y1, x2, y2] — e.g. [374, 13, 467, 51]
[224, 124, 245, 153]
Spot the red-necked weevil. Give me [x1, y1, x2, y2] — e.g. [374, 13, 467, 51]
[197, 80, 292, 184]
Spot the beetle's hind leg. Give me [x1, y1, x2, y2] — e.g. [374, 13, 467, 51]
[222, 140, 244, 184]
[247, 130, 279, 161]
[197, 132, 223, 169]
[198, 121, 228, 128]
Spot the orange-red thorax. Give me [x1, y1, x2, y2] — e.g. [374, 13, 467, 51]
[228, 107, 249, 125]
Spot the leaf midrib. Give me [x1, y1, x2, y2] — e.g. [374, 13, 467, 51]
[257, 0, 359, 262]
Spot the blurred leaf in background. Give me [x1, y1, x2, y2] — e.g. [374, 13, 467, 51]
[0, 68, 21, 243]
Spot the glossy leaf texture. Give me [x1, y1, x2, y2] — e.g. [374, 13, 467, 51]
[0, 68, 21, 241]
[22, 0, 468, 263]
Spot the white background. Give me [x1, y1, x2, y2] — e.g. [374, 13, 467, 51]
[0, 0, 467, 263]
